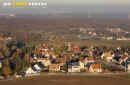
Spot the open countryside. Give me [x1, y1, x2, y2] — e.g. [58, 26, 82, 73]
[1, 1, 130, 84]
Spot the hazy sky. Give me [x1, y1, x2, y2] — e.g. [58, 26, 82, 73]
[0, 0, 130, 13]
[0, 0, 130, 5]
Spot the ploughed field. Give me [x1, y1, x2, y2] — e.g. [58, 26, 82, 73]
[0, 75, 130, 85]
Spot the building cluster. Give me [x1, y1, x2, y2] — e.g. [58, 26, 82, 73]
[78, 27, 130, 40]
[1, 43, 130, 78]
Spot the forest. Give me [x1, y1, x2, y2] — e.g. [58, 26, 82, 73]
[0, 18, 130, 43]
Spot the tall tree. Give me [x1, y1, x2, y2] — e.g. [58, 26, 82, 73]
[3, 48, 11, 57]
[13, 55, 24, 74]
[54, 47, 59, 54]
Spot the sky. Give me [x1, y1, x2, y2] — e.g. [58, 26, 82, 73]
[0, 0, 130, 14]
[0, 0, 129, 5]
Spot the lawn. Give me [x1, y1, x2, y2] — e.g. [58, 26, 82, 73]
[0, 75, 130, 85]
[94, 40, 130, 46]
[73, 40, 130, 47]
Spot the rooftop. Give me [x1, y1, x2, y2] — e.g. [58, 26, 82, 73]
[91, 64, 101, 69]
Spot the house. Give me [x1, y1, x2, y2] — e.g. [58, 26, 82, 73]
[89, 64, 102, 73]
[34, 64, 41, 71]
[56, 57, 65, 66]
[101, 52, 113, 61]
[34, 62, 44, 71]
[79, 61, 84, 69]
[127, 62, 130, 71]
[88, 51, 93, 57]
[47, 50, 54, 54]
[26, 66, 37, 74]
[50, 53, 58, 59]
[70, 46, 81, 53]
[37, 62, 44, 68]
[43, 59, 51, 67]
[112, 52, 122, 61]
[45, 53, 50, 57]
[119, 56, 128, 64]
[30, 58, 36, 63]
[84, 57, 94, 67]
[37, 58, 46, 63]
[49, 63, 60, 71]
[116, 46, 121, 50]
[35, 45, 48, 52]
[74, 48, 81, 53]
[63, 54, 72, 59]
[68, 62, 80, 72]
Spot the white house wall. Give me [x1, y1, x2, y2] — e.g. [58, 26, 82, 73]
[79, 61, 84, 69]
[26, 68, 36, 74]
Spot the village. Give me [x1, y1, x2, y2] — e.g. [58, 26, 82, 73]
[0, 41, 130, 79]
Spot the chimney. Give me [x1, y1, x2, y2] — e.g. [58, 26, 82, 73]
[68, 42, 71, 51]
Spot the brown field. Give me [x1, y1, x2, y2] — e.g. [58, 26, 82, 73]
[0, 75, 130, 85]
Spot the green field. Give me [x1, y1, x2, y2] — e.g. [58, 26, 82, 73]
[73, 40, 130, 47]
[93, 40, 130, 46]
[25, 40, 130, 47]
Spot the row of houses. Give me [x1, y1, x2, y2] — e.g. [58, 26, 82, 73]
[101, 51, 130, 71]
[25, 59, 102, 74]
[1, 44, 130, 77]
[24, 44, 130, 74]
[23, 44, 103, 74]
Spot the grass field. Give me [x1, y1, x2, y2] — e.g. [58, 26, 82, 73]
[25, 40, 130, 47]
[0, 75, 130, 85]
[72, 40, 130, 47]
[94, 40, 130, 46]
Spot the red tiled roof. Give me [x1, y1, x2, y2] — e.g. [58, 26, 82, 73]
[38, 58, 46, 60]
[35, 50, 40, 54]
[70, 47, 81, 52]
[120, 56, 128, 60]
[75, 48, 81, 52]
[49, 64, 60, 70]
[104, 52, 112, 57]
[63, 54, 72, 58]
[91, 64, 101, 69]
[87, 57, 94, 61]
[47, 50, 54, 52]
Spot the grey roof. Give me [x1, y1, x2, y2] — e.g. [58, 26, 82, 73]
[68, 62, 79, 69]
[37, 62, 44, 68]
[68, 65, 72, 69]
[72, 62, 79, 66]
[31, 66, 37, 71]
[0, 58, 5, 62]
